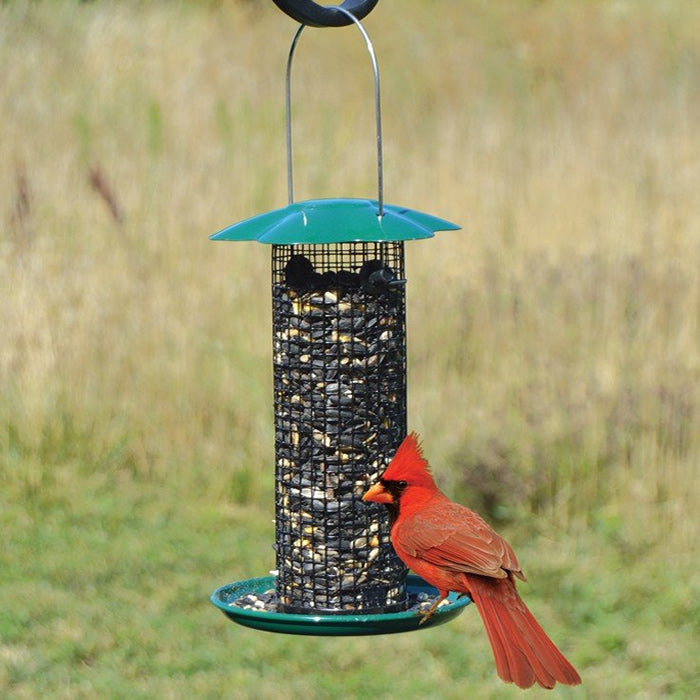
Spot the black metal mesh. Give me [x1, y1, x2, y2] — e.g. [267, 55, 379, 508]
[272, 242, 409, 614]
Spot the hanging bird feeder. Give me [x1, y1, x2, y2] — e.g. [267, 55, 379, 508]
[210, 0, 469, 635]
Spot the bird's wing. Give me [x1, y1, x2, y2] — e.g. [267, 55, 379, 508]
[395, 500, 523, 580]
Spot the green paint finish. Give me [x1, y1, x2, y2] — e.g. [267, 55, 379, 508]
[210, 198, 460, 245]
[211, 574, 471, 636]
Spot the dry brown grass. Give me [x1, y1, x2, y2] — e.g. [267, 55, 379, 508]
[2, 0, 698, 541]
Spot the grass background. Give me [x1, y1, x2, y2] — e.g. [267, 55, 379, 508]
[1, 0, 699, 697]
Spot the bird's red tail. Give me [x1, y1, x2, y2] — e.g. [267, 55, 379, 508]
[466, 573, 581, 689]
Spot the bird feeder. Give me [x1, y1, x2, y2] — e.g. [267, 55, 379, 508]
[210, 1, 470, 635]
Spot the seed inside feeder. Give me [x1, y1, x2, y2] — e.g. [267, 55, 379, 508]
[273, 243, 409, 614]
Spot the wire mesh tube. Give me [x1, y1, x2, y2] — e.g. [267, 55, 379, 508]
[272, 242, 408, 613]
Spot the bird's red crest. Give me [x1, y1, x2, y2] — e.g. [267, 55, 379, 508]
[381, 432, 436, 488]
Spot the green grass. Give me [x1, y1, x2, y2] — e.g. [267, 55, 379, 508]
[2, 0, 699, 697]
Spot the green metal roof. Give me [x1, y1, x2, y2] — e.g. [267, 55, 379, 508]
[210, 198, 460, 244]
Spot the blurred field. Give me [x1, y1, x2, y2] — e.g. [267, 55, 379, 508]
[1, 0, 699, 697]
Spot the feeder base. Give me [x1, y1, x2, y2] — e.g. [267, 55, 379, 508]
[211, 574, 471, 636]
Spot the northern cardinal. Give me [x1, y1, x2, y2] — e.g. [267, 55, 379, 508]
[363, 432, 581, 690]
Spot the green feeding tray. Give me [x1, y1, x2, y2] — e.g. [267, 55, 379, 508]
[210, 198, 460, 245]
[211, 574, 471, 636]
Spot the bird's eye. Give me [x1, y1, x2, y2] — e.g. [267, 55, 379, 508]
[397, 480, 408, 489]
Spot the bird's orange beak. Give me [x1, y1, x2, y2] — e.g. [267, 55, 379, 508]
[363, 481, 394, 504]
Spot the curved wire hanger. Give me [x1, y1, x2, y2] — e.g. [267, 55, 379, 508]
[285, 7, 385, 217]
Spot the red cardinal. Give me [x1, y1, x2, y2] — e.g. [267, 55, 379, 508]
[363, 432, 581, 690]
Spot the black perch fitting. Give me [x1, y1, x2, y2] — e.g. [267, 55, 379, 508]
[271, 0, 380, 27]
[272, 242, 408, 613]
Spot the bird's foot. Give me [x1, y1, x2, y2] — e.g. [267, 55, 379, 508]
[418, 595, 446, 625]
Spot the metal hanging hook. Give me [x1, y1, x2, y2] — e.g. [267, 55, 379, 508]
[285, 7, 385, 217]
[272, 0, 380, 28]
